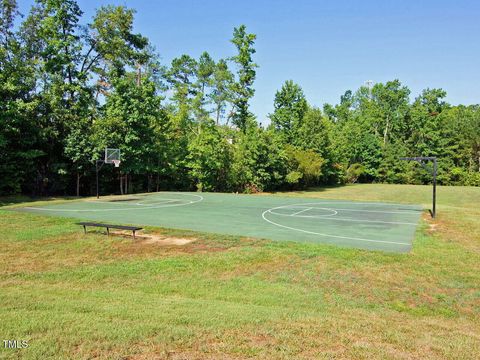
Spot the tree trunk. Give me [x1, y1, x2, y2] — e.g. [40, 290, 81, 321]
[383, 116, 389, 145]
[156, 173, 160, 192]
[136, 63, 141, 86]
[76, 172, 81, 197]
[124, 174, 128, 194]
[120, 174, 124, 195]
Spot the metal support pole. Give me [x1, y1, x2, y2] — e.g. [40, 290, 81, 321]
[96, 160, 99, 199]
[432, 158, 437, 218]
[96, 159, 105, 199]
[400, 156, 438, 219]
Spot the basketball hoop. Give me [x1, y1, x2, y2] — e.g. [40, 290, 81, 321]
[105, 148, 120, 163]
[96, 147, 121, 199]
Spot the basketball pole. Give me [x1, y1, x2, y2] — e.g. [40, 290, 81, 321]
[432, 158, 437, 218]
[96, 159, 104, 199]
[96, 149, 120, 199]
[400, 157, 437, 218]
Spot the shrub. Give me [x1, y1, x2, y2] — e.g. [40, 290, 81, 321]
[346, 163, 365, 183]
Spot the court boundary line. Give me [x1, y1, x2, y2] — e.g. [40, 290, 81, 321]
[274, 204, 420, 215]
[262, 202, 415, 246]
[268, 210, 418, 226]
[23, 193, 204, 212]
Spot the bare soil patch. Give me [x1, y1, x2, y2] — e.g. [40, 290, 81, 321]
[111, 230, 196, 246]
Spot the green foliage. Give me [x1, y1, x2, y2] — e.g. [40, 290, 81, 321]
[95, 76, 161, 175]
[0, 1, 479, 195]
[186, 119, 232, 191]
[230, 25, 257, 132]
[90, 5, 149, 77]
[346, 163, 365, 184]
[231, 122, 286, 192]
[0, 0, 43, 194]
[269, 80, 308, 143]
[210, 59, 234, 124]
[284, 145, 324, 188]
[166, 54, 198, 107]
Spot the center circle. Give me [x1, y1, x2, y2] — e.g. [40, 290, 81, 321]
[292, 207, 338, 217]
[269, 204, 338, 218]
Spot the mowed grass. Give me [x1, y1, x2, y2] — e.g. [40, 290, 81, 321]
[0, 185, 479, 359]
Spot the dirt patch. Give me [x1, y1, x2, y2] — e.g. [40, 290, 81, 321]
[428, 223, 439, 233]
[422, 213, 440, 234]
[141, 236, 194, 246]
[110, 230, 196, 246]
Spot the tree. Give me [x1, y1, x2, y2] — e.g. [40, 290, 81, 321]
[231, 120, 287, 192]
[284, 145, 324, 189]
[210, 59, 233, 125]
[323, 90, 354, 124]
[0, 0, 42, 194]
[458, 106, 480, 171]
[196, 51, 215, 94]
[166, 54, 198, 106]
[186, 119, 232, 191]
[63, 101, 96, 196]
[94, 75, 161, 194]
[296, 107, 339, 183]
[89, 5, 149, 86]
[366, 80, 411, 146]
[332, 113, 382, 182]
[192, 51, 215, 123]
[229, 25, 257, 131]
[269, 80, 308, 143]
[3, 0, 480, 196]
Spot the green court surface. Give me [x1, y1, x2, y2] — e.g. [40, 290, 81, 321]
[19, 192, 423, 253]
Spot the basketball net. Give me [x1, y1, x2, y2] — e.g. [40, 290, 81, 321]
[113, 160, 121, 168]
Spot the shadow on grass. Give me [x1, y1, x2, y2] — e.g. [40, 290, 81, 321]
[0, 195, 82, 208]
[268, 184, 348, 195]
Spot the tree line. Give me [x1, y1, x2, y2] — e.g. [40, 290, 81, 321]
[1, 0, 479, 196]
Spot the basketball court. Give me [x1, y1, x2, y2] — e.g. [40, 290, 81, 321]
[19, 192, 422, 253]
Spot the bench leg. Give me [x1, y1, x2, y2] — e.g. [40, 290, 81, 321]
[133, 230, 135, 240]
[106, 227, 109, 236]
[83, 225, 86, 234]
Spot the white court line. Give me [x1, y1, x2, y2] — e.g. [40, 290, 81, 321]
[86, 200, 137, 205]
[87, 198, 180, 206]
[262, 209, 410, 246]
[268, 210, 418, 226]
[281, 205, 419, 215]
[284, 200, 421, 208]
[326, 207, 421, 215]
[261, 202, 416, 246]
[290, 207, 313, 216]
[277, 202, 421, 214]
[135, 198, 181, 206]
[23, 193, 204, 212]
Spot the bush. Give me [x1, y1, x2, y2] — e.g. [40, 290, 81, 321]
[465, 172, 480, 186]
[448, 167, 480, 186]
[346, 163, 365, 183]
[285, 145, 324, 188]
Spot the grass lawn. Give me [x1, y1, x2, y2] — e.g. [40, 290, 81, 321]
[0, 184, 479, 359]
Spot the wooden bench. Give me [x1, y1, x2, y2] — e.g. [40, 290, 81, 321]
[77, 222, 143, 239]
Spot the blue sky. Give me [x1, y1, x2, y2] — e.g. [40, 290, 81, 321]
[17, 0, 480, 124]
